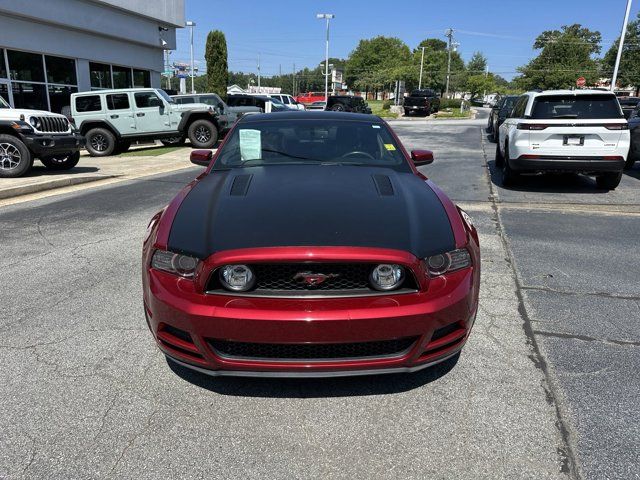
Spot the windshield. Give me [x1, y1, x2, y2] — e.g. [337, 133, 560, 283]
[214, 119, 410, 171]
[530, 94, 623, 119]
[269, 97, 288, 111]
[157, 89, 175, 104]
[500, 97, 517, 112]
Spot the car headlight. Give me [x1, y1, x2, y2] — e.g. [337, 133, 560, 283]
[151, 250, 199, 278]
[28, 116, 42, 130]
[426, 248, 471, 276]
[369, 264, 404, 291]
[219, 264, 255, 292]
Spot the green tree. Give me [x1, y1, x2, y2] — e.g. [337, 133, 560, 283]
[603, 12, 640, 92]
[205, 30, 229, 99]
[514, 24, 601, 90]
[466, 74, 496, 99]
[410, 38, 465, 96]
[345, 36, 412, 91]
[467, 52, 488, 75]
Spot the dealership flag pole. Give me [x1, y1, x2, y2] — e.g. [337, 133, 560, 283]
[611, 0, 633, 92]
[316, 13, 335, 102]
[186, 21, 196, 94]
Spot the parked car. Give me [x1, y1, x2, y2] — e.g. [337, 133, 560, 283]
[403, 89, 440, 116]
[326, 95, 371, 113]
[172, 93, 260, 135]
[261, 94, 305, 111]
[306, 101, 327, 110]
[496, 89, 629, 189]
[625, 104, 640, 169]
[487, 95, 518, 142]
[227, 95, 293, 113]
[72, 88, 221, 156]
[0, 95, 84, 178]
[484, 93, 500, 107]
[617, 96, 640, 119]
[142, 111, 480, 377]
[295, 91, 326, 105]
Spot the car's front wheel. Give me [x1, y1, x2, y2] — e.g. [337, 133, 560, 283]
[596, 171, 622, 190]
[187, 120, 218, 148]
[85, 128, 116, 157]
[494, 141, 504, 168]
[40, 151, 80, 170]
[404, 108, 411, 116]
[0, 134, 32, 178]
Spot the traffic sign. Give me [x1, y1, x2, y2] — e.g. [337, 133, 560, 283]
[576, 77, 586, 87]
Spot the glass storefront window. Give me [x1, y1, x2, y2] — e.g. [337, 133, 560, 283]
[48, 85, 78, 114]
[46, 55, 77, 86]
[133, 69, 151, 88]
[11, 83, 48, 110]
[112, 65, 132, 89]
[7, 50, 45, 82]
[90, 62, 112, 89]
[0, 49, 6, 78]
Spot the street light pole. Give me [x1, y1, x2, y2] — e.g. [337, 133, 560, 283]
[257, 53, 261, 91]
[316, 13, 335, 102]
[611, 0, 633, 92]
[186, 21, 196, 93]
[445, 28, 453, 98]
[418, 46, 425, 90]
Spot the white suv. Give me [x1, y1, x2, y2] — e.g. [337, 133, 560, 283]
[496, 89, 629, 190]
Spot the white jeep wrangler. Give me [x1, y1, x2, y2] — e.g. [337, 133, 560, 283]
[0, 96, 84, 178]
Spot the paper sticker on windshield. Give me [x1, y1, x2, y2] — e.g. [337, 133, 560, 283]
[384, 144, 396, 151]
[239, 129, 262, 161]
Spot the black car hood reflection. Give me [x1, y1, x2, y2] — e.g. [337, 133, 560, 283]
[168, 165, 455, 259]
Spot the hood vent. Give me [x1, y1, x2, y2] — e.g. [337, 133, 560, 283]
[372, 174, 394, 196]
[230, 174, 253, 196]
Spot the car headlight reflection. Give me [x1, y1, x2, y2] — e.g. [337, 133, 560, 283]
[151, 250, 199, 278]
[369, 264, 404, 291]
[426, 248, 471, 276]
[219, 264, 255, 292]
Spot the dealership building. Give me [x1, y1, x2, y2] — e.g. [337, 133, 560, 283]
[0, 0, 184, 113]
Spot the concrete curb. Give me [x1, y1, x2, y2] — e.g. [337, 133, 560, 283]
[0, 174, 118, 200]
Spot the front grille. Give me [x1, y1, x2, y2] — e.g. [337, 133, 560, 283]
[35, 116, 69, 133]
[208, 336, 418, 361]
[206, 263, 419, 297]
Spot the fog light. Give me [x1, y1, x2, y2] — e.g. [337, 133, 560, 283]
[369, 264, 404, 291]
[219, 264, 255, 292]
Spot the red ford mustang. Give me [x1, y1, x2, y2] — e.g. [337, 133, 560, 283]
[142, 111, 480, 377]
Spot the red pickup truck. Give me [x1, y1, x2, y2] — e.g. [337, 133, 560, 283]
[295, 92, 326, 104]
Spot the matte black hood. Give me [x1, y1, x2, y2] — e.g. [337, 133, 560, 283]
[168, 165, 455, 259]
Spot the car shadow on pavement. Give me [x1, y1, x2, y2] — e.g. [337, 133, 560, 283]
[486, 158, 611, 193]
[166, 354, 460, 398]
[23, 166, 100, 177]
[623, 164, 640, 180]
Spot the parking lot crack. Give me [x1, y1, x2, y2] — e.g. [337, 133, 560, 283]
[521, 285, 640, 302]
[532, 329, 640, 347]
[480, 128, 579, 479]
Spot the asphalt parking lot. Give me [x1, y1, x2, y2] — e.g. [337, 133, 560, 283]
[0, 110, 638, 479]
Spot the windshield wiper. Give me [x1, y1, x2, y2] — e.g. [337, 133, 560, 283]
[260, 148, 322, 162]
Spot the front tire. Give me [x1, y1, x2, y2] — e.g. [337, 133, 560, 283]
[187, 120, 218, 149]
[85, 128, 116, 157]
[494, 141, 504, 168]
[40, 151, 80, 170]
[0, 134, 32, 178]
[404, 108, 411, 116]
[330, 103, 345, 112]
[596, 171, 622, 190]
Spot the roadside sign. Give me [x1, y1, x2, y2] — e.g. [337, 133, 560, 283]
[576, 77, 586, 87]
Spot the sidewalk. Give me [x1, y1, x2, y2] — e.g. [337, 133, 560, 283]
[0, 145, 200, 200]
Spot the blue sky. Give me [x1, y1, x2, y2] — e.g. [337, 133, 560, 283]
[174, 0, 640, 81]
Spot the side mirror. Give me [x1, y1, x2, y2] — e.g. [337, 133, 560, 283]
[411, 149, 434, 166]
[191, 149, 213, 167]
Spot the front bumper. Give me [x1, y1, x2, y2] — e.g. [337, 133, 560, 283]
[511, 155, 625, 173]
[20, 132, 85, 158]
[143, 249, 479, 377]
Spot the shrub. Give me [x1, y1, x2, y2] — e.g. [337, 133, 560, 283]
[440, 98, 463, 109]
[382, 100, 392, 110]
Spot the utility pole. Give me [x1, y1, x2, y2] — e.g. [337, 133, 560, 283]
[611, 0, 633, 92]
[186, 21, 196, 93]
[418, 46, 426, 90]
[293, 62, 296, 96]
[445, 28, 454, 98]
[257, 53, 261, 91]
[316, 13, 335, 101]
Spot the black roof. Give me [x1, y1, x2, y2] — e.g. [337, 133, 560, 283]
[239, 111, 382, 123]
